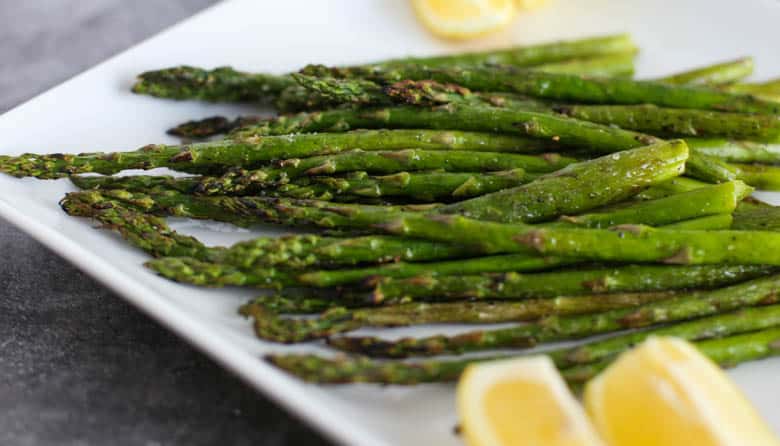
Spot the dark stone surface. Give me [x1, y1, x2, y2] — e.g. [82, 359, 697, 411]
[0, 2, 332, 445]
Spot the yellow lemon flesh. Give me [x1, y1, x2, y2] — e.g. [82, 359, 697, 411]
[457, 356, 605, 446]
[584, 336, 780, 446]
[412, 0, 517, 40]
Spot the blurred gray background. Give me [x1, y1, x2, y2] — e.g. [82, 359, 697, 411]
[0, 2, 333, 445]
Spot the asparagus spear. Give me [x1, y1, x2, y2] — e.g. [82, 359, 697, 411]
[686, 139, 780, 164]
[59, 190, 210, 258]
[436, 140, 688, 222]
[549, 180, 750, 229]
[99, 183, 780, 269]
[63, 187, 476, 268]
[220, 233, 472, 268]
[326, 274, 780, 357]
[299, 76, 780, 142]
[726, 78, 780, 102]
[661, 213, 733, 230]
[562, 325, 780, 384]
[733, 205, 780, 232]
[293, 182, 750, 286]
[146, 253, 565, 288]
[731, 163, 780, 190]
[657, 57, 754, 86]
[552, 304, 780, 369]
[93, 141, 687, 228]
[554, 103, 780, 141]
[273, 169, 536, 202]
[163, 52, 636, 116]
[194, 149, 574, 195]
[267, 308, 780, 384]
[305, 63, 780, 114]
[161, 57, 746, 139]
[145, 183, 748, 288]
[131, 66, 295, 102]
[379, 211, 780, 264]
[71, 175, 201, 193]
[132, 34, 637, 102]
[530, 52, 636, 78]
[74, 170, 537, 204]
[167, 116, 264, 138]
[229, 103, 660, 150]
[0, 129, 544, 179]
[240, 291, 679, 343]
[363, 265, 770, 303]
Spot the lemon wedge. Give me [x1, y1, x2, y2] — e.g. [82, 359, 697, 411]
[457, 356, 605, 446]
[412, 0, 517, 40]
[584, 336, 780, 446]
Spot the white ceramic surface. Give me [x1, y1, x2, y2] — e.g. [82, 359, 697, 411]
[1, 1, 779, 444]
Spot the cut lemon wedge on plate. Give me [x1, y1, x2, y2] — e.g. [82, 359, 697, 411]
[457, 356, 605, 446]
[412, 0, 517, 40]
[584, 336, 780, 446]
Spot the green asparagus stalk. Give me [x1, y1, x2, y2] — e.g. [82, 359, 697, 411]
[267, 308, 780, 384]
[549, 180, 750, 229]
[58, 190, 210, 258]
[143, 256, 298, 288]
[97, 141, 687, 228]
[562, 326, 780, 384]
[131, 66, 295, 102]
[554, 104, 780, 141]
[660, 213, 733, 230]
[730, 163, 780, 190]
[0, 129, 544, 179]
[733, 205, 780, 232]
[73, 170, 537, 204]
[726, 78, 780, 102]
[229, 103, 660, 150]
[363, 264, 770, 303]
[657, 57, 754, 86]
[167, 52, 636, 116]
[144, 253, 560, 289]
[167, 116, 263, 138]
[145, 191, 748, 289]
[304, 63, 780, 114]
[221, 233, 472, 268]
[240, 291, 679, 343]
[686, 138, 780, 164]
[161, 57, 747, 139]
[297, 76, 780, 142]
[436, 140, 688, 222]
[62, 188, 477, 269]
[326, 274, 780, 357]
[693, 326, 780, 367]
[530, 52, 636, 78]
[293, 181, 751, 287]
[275, 169, 536, 202]
[99, 183, 780, 269]
[552, 304, 780, 370]
[378, 211, 780, 264]
[132, 34, 636, 102]
[71, 175, 201, 193]
[194, 149, 574, 195]
[635, 176, 710, 200]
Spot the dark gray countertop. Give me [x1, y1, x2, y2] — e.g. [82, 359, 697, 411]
[0, 2, 332, 445]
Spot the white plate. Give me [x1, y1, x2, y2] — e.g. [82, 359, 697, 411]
[2, 0, 780, 444]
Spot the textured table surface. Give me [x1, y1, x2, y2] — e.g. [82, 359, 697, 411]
[0, 2, 332, 445]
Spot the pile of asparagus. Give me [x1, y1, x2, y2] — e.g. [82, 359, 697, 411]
[5, 33, 780, 386]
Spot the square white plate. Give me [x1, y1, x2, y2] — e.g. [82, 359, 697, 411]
[2, 0, 780, 444]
